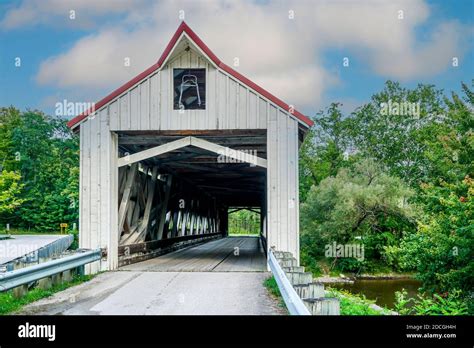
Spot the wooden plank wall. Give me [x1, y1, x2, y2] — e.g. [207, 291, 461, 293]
[79, 109, 117, 272]
[108, 49, 268, 131]
[79, 47, 303, 270]
[266, 108, 300, 263]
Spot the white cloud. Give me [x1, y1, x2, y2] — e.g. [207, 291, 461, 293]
[0, 0, 144, 29]
[5, 0, 469, 112]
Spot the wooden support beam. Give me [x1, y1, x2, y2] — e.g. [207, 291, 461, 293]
[117, 136, 267, 169]
[122, 166, 159, 245]
[189, 137, 267, 168]
[156, 174, 172, 240]
[117, 137, 192, 167]
[142, 166, 158, 235]
[118, 163, 138, 238]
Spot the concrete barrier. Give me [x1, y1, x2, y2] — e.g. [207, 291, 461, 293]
[282, 266, 305, 273]
[285, 271, 313, 285]
[273, 251, 292, 259]
[294, 282, 325, 299]
[303, 297, 340, 315]
[277, 257, 298, 268]
[270, 249, 341, 316]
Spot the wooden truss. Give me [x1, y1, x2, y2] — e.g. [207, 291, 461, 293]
[117, 136, 267, 169]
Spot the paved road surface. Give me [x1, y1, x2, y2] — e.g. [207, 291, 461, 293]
[19, 237, 284, 315]
[0, 235, 72, 265]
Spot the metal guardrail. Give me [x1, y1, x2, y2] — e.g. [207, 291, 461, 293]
[0, 248, 101, 292]
[267, 249, 311, 315]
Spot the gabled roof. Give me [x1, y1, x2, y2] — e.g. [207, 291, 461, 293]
[67, 22, 314, 129]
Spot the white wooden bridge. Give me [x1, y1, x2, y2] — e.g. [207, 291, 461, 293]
[16, 22, 340, 315]
[67, 22, 313, 272]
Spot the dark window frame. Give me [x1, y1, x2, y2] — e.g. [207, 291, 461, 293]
[173, 68, 206, 110]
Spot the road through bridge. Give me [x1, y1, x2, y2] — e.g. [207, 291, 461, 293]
[19, 237, 284, 315]
[29, 22, 328, 316]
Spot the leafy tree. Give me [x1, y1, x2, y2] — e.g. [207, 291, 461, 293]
[300, 159, 415, 270]
[422, 81, 474, 184]
[0, 170, 24, 214]
[299, 103, 351, 201]
[387, 176, 474, 295]
[228, 209, 260, 235]
[0, 107, 79, 231]
[349, 81, 446, 186]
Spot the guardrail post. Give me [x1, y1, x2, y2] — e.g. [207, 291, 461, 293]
[38, 276, 53, 290]
[51, 273, 63, 286]
[13, 284, 28, 298]
[62, 269, 73, 282]
[0, 249, 102, 295]
[303, 297, 340, 315]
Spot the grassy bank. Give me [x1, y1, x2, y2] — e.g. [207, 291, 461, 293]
[0, 273, 94, 315]
[263, 276, 287, 312]
[263, 276, 392, 316]
[326, 288, 392, 315]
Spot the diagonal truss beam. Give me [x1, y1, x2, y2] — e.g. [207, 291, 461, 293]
[117, 136, 267, 168]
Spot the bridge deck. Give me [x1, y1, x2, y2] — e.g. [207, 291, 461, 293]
[18, 236, 282, 315]
[121, 236, 266, 272]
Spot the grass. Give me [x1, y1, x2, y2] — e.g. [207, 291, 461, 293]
[326, 287, 391, 315]
[263, 276, 287, 312]
[0, 273, 94, 315]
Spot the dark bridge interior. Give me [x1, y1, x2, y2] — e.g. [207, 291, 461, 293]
[115, 130, 267, 266]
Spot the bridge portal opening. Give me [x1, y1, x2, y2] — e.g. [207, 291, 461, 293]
[115, 130, 267, 267]
[228, 207, 261, 237]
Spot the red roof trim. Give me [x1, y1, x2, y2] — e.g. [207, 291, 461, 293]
[67, 21, 313, 129]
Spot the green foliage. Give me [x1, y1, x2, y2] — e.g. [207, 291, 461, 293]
[394, 289, 469, 315]
[0, 274, 93, 315]
[0, 107, 78, 232]
[263, 276, 286, 310]
[300, 248, 322, 276]
[387, 177, 474, 294]
[348, 81, 446, 186]
[0, 170, 24, 214]
[299, 103, 351, 202]
[228, 209, 260, 235]
[299, 81, 473, 309]
[69, 228, 79, 250]
[300, 158, 415, 272]
[326, 288, 389, 315]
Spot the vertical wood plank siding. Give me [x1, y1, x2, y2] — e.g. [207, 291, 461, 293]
[107, 50, 273, 131]
[266, 110, 300, 261]
[79, 110, 117, 271]
[79, 46, 302, 270]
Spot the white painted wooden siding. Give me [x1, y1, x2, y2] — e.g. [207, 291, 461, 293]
[266, 109, 300, 262]
[108, 49, 273, 131]
[79, 110, 117, 272]
[80, 47, 302, 271]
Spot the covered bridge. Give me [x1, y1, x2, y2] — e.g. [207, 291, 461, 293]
[67, 22, 313, 272]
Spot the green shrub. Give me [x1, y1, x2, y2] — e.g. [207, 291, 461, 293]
[326, 288, 389, 315]
[394, 289, 469, 315]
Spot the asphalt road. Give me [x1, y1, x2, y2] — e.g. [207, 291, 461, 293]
[18, 237, 284, 315]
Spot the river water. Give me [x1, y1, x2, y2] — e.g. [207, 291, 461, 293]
[331, 278, 422, 309]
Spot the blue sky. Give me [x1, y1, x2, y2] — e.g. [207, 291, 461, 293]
[0, 0, 473, 118]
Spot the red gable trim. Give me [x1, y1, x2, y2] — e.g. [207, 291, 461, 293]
[67, 22, 313, 129]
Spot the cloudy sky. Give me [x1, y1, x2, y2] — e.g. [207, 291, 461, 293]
[0, 0, 473, 117]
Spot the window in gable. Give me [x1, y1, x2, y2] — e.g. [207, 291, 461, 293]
[173, 68, 206, 110]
